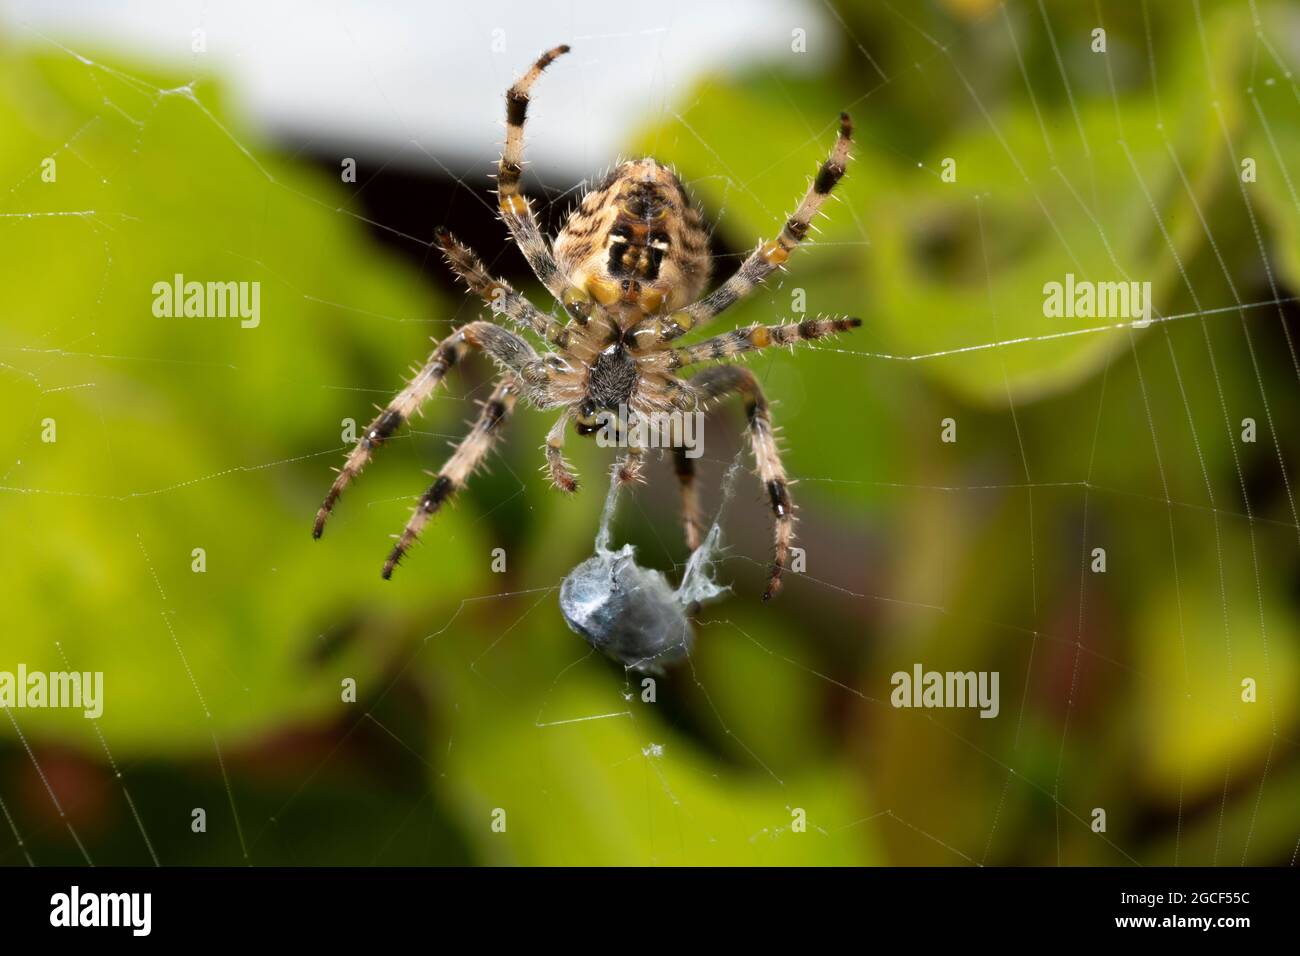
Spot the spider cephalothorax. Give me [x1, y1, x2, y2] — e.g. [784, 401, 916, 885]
[313, 44, 861, 600]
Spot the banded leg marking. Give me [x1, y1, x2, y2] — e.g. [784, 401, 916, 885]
[689, 365, 793, 600]
[436, 227, 586, 353]
[497, 44, 591, 321]
[314, 323, 543, 538]
[646, 113, 853, 344]
[673, 446, 704, 551]
[382, 377, 518, 579]
[544, 408, 578, 492]
[668, 316, 861, 369]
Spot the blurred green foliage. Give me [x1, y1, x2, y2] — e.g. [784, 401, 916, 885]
[1, 0, 1298, 865]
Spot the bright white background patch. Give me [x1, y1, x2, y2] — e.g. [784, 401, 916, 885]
[0, 0, 830, 182]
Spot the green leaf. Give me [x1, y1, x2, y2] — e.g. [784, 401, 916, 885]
[1135, 529, 1299, 798]
[0, 51, 486, 751]
[427, 643, 876, 865]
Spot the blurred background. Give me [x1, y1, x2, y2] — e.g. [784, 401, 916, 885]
[1, 0, 1297, 866]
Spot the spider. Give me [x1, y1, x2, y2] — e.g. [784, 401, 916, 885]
[312, 43, 860, 600]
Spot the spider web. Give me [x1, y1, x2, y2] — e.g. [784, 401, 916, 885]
[0, 0, 1298, 868]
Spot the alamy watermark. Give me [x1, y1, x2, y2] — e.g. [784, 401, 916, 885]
[1043, 273, 1151, 326]
[891, 663, 999, 718]
[0, 664, 103, 718]
[50, 886, 150, 936]
[152, 273, 261, 328]
[593, 405, 704, 459]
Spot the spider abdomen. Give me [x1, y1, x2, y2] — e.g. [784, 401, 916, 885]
[555, 159, 711, 324]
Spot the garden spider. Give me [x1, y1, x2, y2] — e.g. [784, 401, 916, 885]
[313, 43, 860, 600]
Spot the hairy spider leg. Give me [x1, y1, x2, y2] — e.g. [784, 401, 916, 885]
[382, 376, 519, 579]
[688, 365, 793, 601]
[313, 322, 548, 539]
[672, 445, 705, 551]
[497, 43, 597, 325]
[436, 228, 589, 356]
[544, 407, 579, 492]
[667, 316, 861, 369]
[636, 113, 854, 346]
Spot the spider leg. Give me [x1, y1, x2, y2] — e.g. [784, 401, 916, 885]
[607, 408, 645, 485]
[666, 316, 860, 369]
[686, 365, 792, 601]
[673, 446, 704, 551]
[616, 443, 645, 485]
[436, 228, 594, 359]
[382, 376, 518, 579]
[544, 408, 579, 492]
[497, 43, 595, 325]
[313, 322, 548, 539]
[636, 113, 853, 346]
